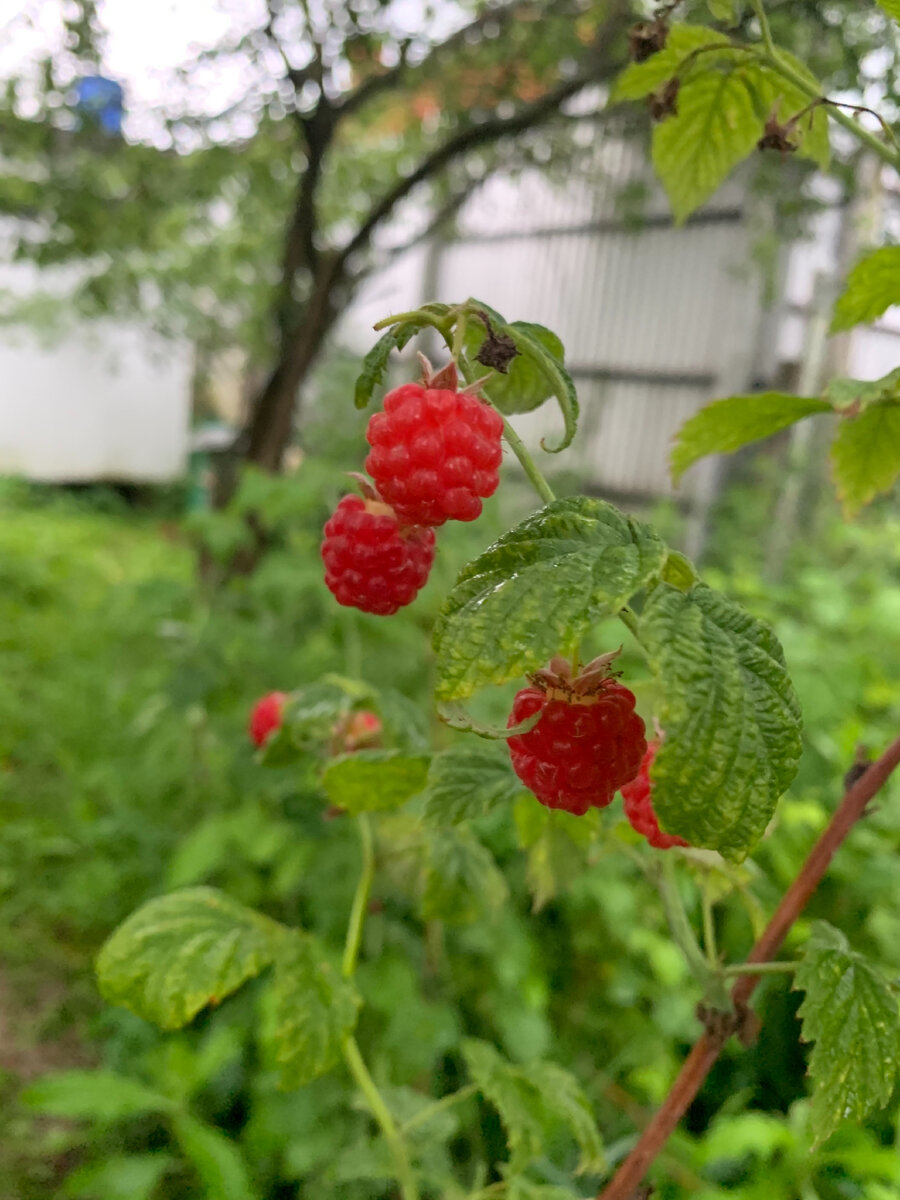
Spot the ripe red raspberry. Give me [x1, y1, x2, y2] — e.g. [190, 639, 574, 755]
[249, 691, 287, 748]
[507, 652, 647, 816]
[321, 493, 435, 616]
[364, 360, 504, 527]
[621, 739, 689, 850]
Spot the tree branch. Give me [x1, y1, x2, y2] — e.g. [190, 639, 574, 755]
[334, 0, 627, 280]
[337, 0, 544, 120]
[597, 732, 900, 1200]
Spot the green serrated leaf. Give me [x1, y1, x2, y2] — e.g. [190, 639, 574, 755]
[433, 497, 666, 702]
[795, 921, 900, 1146]
[832, 246, 900, 331]
[613, 25, 732, 102]
[171, 1113, 261, 1200]
[462, 1041, 603, 1174]
[639, 583, 802, 860]
[462, 1040, 547, 1172]
[671, 392, 832, 480]
[652, 67, 762, 223]
[62, 1154, 175, 1200]
[824, 366, 900, 411]
[422, 827, 508, 923]
[96, 887, 281, 1029]
[522, 1061, 604, 1173]
[23, 1070, 173, 1121]
[830, 400, 900, 516]
[268, 931, 360, 1087]
[354, 323, 420, 409]
[422, 741, 524, 826]
[321, 749, 430, 813]
[707, 0, 736, 21]
[659, 550, 698, 591]
[876, 0, 900, 22]
[514, 795, 599, 910]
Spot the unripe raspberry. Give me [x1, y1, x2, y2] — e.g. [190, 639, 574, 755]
[364, 361, 504, 527]
[321, 493, 435, 616]
[336, 709, 382, 751]
[621, 739, 689, 850]
[249, 691, 287, 748]
[507, 652, 647, 816]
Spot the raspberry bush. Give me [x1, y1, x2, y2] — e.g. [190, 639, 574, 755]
[88, 8, 900, 1194]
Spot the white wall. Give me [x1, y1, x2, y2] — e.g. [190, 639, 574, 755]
[0, 320, 192, 482]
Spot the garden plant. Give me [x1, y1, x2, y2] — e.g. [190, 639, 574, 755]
[21, 2, 900, 1198]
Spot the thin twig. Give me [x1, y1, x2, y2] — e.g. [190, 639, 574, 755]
[597, 732, 900, 1200]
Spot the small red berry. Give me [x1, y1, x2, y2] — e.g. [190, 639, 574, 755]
[336, 709, 382, 751]
[321, 494, 435, 616]
[507, 652, 647, 816]
[249, 691, 287, 748]
[364, 362, 504, 527]
[621, 739, 689, 850]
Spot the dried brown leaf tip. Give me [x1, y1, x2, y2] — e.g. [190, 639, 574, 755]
[648, 77, 680, 122]
[628, 16, 669, 62]
[757, 105, 800, 154]
[473, 310, 520, 374]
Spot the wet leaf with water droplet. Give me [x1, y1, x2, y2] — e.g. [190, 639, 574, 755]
[433, 497, 666, 702]
[639, 582, 801, 860]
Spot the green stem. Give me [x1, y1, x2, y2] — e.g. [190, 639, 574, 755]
[400, 1083, 479, 1135]
[500, 416, 556, 506]
[372, 308, 449, 334]
[618, 605, 645, 648]
[721, 960, 797, 977]
[748, 0, 775, 56]
[451, 306, 467, 360]
[343, 1036, 419, 1200]
[757, 47, 900, 170]
[342, 814, 375, 979]
[701, 882, 718, 970]
[655, 857, 713, 989]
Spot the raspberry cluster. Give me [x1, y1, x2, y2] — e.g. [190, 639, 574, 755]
[321, 356, 503, 616]
[621, 739, 689, 850]
[507, 653, 647, 816]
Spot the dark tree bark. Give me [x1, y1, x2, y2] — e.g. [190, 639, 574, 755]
[237, 0, 630, 484]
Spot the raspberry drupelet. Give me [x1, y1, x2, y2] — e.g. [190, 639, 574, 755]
[364, 358, 504, 527]
[321, 491, 435, 616]
[621, 738, 689, 849]
[507, 651, 647, 816]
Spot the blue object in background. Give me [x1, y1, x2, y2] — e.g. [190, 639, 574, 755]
[73, 76, 124, 135]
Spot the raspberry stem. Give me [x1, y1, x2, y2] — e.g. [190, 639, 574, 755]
[342, 814, 375, 979]
[701, 881, 718, 970]
[721, 961, 797, 977]
[341, 815, 420, 1200]
[498, 414, 557, 505]
[343, 1036, 420, 1200]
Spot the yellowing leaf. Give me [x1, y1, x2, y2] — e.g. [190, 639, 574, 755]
[795, 922, 900, 1145]
[96, 887, 281, 1029]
